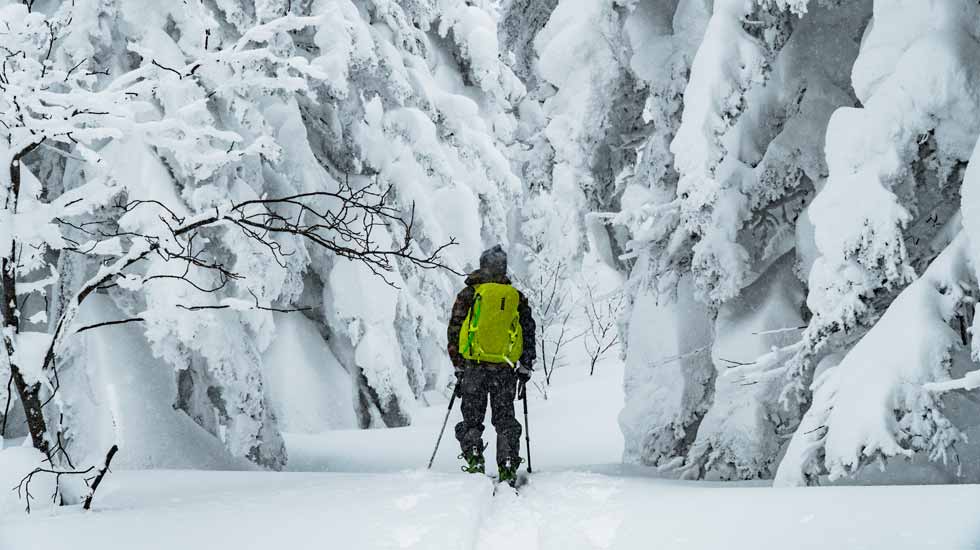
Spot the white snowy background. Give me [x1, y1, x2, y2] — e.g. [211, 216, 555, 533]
[3, 0, 980, 548]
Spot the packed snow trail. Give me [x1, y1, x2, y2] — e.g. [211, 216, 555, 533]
[4, 365, 980, 549]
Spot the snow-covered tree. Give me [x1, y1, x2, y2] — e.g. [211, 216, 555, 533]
[511, 0, 637, 278]
[616, 0, 714, 468]
[614, 0, 862, 476]
[675, 1, 871, 480]
[770, 1, 980, 485]
[616, 0, 872, 479]
[614, 0, 980, 485]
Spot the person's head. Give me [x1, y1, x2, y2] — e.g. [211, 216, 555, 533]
[479, 244, 508, 277]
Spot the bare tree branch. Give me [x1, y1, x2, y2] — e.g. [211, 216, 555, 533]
[16, 465, 90, 514]
[82, 444, 118, 510]
[73, 318, 145, 335]
[150, 59, 183, 79]
[13, 444, 118, 513]
[582, 284, 624, 376]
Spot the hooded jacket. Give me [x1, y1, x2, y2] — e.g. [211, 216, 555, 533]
[447, 268, 536, 370]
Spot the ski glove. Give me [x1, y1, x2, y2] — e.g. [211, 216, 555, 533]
[454, 368, 465, 397]
[516, 364, 532, 383]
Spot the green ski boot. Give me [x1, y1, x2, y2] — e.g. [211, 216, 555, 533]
[497, 457, 523, 487]
[459, 449, 485, 474]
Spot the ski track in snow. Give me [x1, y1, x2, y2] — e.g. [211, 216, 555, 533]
[477, 473, 625, 550]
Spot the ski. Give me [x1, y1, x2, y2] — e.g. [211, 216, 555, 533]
[490, 478, 512, 496]
[490, 470, 529, 495]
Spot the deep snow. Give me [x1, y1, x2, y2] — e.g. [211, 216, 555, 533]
[4, 362, 980, 549]
[6, 468, 980, 550]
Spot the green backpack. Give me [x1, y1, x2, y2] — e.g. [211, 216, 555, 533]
[458, 283, 523, 366]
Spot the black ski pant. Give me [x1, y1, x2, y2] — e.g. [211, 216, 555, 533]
[455, 367, 522, 466]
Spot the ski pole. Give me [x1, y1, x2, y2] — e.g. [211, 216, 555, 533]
[427, 381, 460, 469]
[521, 383, 532, 473]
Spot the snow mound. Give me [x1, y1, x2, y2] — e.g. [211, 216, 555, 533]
[0, 446, 57, 516]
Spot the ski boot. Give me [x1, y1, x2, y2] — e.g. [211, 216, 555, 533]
[497, 457, 523, 487]
[459, 448, 485, 474]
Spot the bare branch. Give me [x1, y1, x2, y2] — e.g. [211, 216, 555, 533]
[82, 444, 118, 510]
[73, 317, 145, 335]
[719, 357, 754, 367]
[13, 444, 118, 514]
[16, 464, 93, 514]
[751, 325, 807, 336]
[150, 59, 183, 79]
[29, 182, 459, 442]
[176, 302, 313, 314]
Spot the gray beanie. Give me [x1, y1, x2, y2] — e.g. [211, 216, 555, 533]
[479, 245, 508, 275]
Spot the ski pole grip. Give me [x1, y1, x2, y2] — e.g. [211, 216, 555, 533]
[451, 372, 464, 403]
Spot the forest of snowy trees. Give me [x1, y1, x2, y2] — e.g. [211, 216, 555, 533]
[616, 0, 980, 486]
[5, 0, 980, 506]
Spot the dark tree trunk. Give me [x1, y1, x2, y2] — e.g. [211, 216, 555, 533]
[4, 147, 52, 461]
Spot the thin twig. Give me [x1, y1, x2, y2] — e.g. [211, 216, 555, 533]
[719, 357, 753, 367]
[150, 60, 182, 79]
[751, 326, 806, 336]
[74, 318, 145, 335]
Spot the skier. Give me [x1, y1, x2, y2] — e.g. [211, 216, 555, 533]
[447, 245, 536, 485]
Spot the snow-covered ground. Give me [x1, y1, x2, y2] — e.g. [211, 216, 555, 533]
[3, 362, 980, 549]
